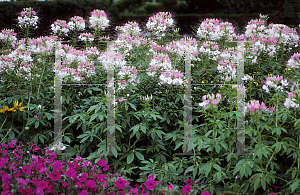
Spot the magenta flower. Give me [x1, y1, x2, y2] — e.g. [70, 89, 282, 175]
[49, 170, 61, 181]
[185, 179, 193, 185]
[145, 179, 157, 190]
[182, 184, 192, 194]
[79, 173, 88, 182]
[85, 180, 97, 192]
[22, 165, 32, 175]
[66, 167, 77, 179]
[78, 190, 89, 195]
[96, 159, 107, 167]
[1, 173, 12, 183]
[115, 177, 127, 189]
[201, 191, 212, 195]
[37, 180, 48, 189]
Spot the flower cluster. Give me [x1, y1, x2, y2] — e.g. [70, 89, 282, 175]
[89, 9, 109, 30]
[50, 19, 69, 37]
[262, 75, 289, 93]
[54, 44, 97, 82]
[267, 23, 299, 47]
[78, 33, 94, 42]
[146, 12, 174, 37]
[17, 7, 39, 29]
[196, 18, 236, 41]
[241, 74, 254, 81]
[140, 94, 153, 102]
[197, 41, 221, 61]
[217, 60, 236, 82]
[158, 69, 184, 86]
[244, 15, 299, 61]
[148, 52, 172, 73]
[116, 21, 142, 38]
[0, 29, 17, 43]
[284, 83, 300, 109]
[97, 49, 127, 70]
[198, 93, 222, 109]
[68, 16, 85, 31]
[49, 141, 66, 152]
[165, 37, 201, 61]
[116, 66, 140, 90]
[113, 21, 144, 56]
[246, 100, 267, 114]
[287, 52, 300, 69]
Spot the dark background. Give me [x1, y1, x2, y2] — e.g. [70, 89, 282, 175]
[1, 0, 300, 38]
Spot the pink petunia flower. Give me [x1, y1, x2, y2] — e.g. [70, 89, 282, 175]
[182, 185, 192, 194]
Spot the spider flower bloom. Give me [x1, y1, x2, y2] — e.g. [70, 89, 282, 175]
[146, 12, 174, 37]
[17, 7, 39, 29]
[79, 33, 94, 42]
[197, 18, 236, 41]
[246, 100, 266, 114]
[89, 9, 110, 30]
[0, 29, 17, 43]
[51, 19, 69, 36]
[68, 16, 85, 31]
[199, 93, 222, 108]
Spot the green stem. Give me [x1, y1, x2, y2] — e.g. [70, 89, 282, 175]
[16, 128, 25, 141]
[0, 115, 8, 131]
[0, 114, 14, 144]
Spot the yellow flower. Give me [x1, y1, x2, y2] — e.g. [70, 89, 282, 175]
[0, 106, 16, 113]
[13, 101, 26, 111]
[133, 90, 135, 93]
[253, 82, 259, 86]
[158, 91, 162, 94]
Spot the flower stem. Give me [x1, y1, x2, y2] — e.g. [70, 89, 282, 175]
[0, 115, 8, 131]
[0, 114, 14, 144]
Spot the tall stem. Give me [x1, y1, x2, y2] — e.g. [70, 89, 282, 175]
[0, 114, 14, 144]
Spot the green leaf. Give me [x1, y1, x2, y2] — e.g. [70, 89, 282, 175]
[35, 121, 39, 129]
[135, 151, 144, 160]
[205, 163, 212, 177]
[87, 105, 98, 113]
[90, 113, 98, 122]
[127, 152, 134, 164]
[26, 118, 35, 126]
[184, 166, 195, 176]
[129, 125, 140, 132]
[9, 130, 15, 140]
[80, 136, 89, 143]
[193, 166, 198, 178]
[291, 180, 300, 193]
[169, 164, 176, 172]
[281, 114, 287, 124]
[64, 136, 71, 144]
[213, 172, 222, 183]
[212, 163, 222, 172]
[38, 134, 45, 144]
[140, 125, 147, 134]
[128, 103, 137, 111]
[77, 133, 89, 139]
[261, 175, 267, 191]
